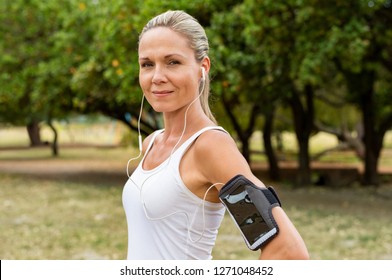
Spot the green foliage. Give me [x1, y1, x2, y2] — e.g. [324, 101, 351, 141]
[1, 0, 392, 181]
[0, 0, 94, 123]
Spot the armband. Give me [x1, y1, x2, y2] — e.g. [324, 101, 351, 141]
[219, 174, 281, 251]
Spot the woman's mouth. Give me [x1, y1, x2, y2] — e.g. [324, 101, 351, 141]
[152, 90, 173, 97]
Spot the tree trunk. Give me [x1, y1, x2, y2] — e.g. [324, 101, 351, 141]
[363, 147, 379, 186]
[241, 139, 251, 163]
[221, 95, 260, 163]
[355, 70, 382, 186]
[361, 97, 376, 185]
[297, 138, 311, 185]
[263, 109, 280, 181]
[289, 84, 314, 186]
[47, 119, 59, 156]
[336, 58, 392, 186]
[26, 120, 42, 146]
[313, 122, 365, 160]
[361, 87, 383, 186]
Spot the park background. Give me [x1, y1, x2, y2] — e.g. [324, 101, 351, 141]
[1, 0, 392, 259]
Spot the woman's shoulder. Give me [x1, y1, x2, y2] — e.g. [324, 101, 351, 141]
[199, 126, 235, 142]
[194, 127, 239, 157]
[193, 126, 254, 184]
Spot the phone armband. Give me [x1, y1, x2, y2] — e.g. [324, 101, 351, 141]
[219, 175, 281, 251]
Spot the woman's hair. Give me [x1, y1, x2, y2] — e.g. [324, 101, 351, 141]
[139, 10, 216, 123]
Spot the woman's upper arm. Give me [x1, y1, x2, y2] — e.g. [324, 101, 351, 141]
[195, 130, 309, 260]
[194, 130, 263, 188]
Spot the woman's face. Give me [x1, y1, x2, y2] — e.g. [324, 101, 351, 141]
[138, 27, 203, 114]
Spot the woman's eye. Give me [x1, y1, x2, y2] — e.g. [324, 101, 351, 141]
[140, 62, 153, 68]
[168, 60, 180, 65]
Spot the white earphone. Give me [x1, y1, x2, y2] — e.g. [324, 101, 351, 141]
[201, 67, 206, 82]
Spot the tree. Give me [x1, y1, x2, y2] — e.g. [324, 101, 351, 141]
[0, 0, 47, 145]
[209, 5, 263, 162]
[238, 0, 320, 185]
[301, 0, 392, 185]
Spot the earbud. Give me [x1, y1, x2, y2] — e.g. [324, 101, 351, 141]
[201, 67, 206, 81]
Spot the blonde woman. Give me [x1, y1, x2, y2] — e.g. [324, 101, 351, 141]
[122, 10, 309, 260]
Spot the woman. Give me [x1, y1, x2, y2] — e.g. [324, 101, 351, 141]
[122, 10, 309, 260]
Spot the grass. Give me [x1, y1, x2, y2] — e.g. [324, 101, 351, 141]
[0, 174, 127, 260]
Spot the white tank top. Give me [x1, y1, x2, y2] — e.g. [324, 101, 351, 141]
[122, 126, 226, 260]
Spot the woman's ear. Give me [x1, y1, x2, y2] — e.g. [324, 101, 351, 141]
[201, 56, 211, 75]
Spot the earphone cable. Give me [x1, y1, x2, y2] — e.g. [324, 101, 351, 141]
[126, 94, 145, 178]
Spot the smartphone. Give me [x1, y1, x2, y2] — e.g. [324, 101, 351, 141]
[219, 175, 279, 251]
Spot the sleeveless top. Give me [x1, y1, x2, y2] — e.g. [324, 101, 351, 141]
[122, 126, 226, 260]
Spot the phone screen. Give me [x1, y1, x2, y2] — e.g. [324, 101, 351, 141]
[220, 181, 276, 250]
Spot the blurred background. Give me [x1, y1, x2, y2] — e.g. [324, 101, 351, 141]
[1, 0, 391, 259]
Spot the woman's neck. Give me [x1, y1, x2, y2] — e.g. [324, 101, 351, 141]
[162, 105, 213, 140]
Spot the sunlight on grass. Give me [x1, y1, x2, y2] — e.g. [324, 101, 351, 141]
[384, 131, 392, 149]
[309, 132, 339, 153]
[0, 120, 130, 148]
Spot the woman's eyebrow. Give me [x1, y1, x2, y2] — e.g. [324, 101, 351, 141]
[139, 53, 186, 60]
[138, 57, 150, 61]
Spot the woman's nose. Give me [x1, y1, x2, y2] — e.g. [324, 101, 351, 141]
[152, 67, 167, 84]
